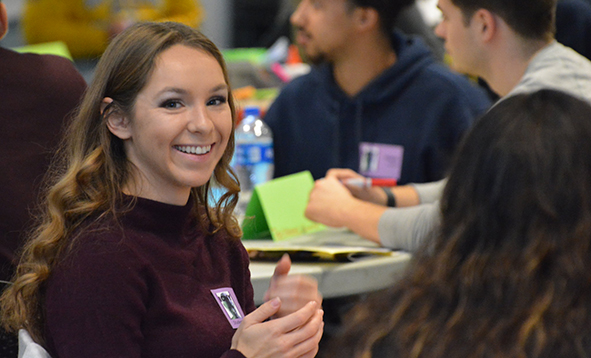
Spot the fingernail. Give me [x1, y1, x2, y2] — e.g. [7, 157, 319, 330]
[271, 297, 281, 307]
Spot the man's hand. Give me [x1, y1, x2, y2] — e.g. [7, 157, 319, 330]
[305, 176, 360, 227]
[325, 168, 388, 205]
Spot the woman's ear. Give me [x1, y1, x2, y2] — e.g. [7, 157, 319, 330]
[102, 97, 132, 140]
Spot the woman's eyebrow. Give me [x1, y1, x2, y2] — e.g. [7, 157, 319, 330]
[156, 87, 189, 96]
[210, 83, 229, 93]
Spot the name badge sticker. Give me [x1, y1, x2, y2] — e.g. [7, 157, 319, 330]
[211, 288, 245, 329]
[359, 142, 404, 179]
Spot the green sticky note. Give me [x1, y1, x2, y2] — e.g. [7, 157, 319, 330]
[12, 41, 73, 61]
[242, 171, 326, 241]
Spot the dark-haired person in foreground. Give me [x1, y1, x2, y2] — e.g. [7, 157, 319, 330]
[306, 0, 591, 250]
[329, 89, 591, 358]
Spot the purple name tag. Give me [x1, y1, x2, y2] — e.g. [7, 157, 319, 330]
[359, 142, 404, 179]
[211, 287, 245, 329]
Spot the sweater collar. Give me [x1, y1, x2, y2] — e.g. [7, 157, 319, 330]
[117, 195, 196, 238]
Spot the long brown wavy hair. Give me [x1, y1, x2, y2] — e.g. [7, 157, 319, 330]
[0, 21, 241, 343]
[327, 90, 591, 358]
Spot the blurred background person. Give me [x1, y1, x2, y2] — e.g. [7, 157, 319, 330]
[232, 0, 445, 61]
[21, 0, 204, 58]
[265, 0, 491, 184]
[0, 0, 87, 354]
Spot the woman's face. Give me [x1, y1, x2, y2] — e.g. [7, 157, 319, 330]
[107, 44, 233, 205]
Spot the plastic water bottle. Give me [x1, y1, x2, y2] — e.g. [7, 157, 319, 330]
[233, 106, 274, 215]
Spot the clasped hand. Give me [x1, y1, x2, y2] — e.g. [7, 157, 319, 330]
[231, 254, 324, 357]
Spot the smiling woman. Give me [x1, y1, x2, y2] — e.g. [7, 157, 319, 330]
[103, 44, 234, 205]
[0, 21, 323, 358]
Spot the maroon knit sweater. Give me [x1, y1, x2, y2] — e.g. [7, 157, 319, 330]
[0, 47, 87, 282]
[44, 197, 255, 358]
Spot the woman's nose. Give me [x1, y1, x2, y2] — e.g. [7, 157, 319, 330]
[187, 107, 214, 134]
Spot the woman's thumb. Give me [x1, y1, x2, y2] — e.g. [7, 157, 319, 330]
[247, 297, 282, 324]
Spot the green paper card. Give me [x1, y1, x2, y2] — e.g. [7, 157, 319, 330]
[242, 171, 326, 241]
[13, 41, 73, 61]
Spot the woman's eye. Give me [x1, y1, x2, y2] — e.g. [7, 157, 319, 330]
[161, 100, 182, 109]
[207, 96, 227, 106]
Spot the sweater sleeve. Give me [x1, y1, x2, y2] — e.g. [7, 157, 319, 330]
[410, 179, 446, 204]
[237, 239, 257, 314]
[377, 179, 445, 251]
[44, 235, 148, 358]
[221, 350, 247, 358]
[377, 202, 441, 252]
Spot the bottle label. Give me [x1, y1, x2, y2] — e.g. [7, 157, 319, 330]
[235, 143, 274, 166]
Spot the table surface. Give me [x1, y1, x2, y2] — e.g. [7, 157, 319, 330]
[243, 229, 412, 304]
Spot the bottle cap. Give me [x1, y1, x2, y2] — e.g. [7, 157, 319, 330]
[243, 106, 261, 118]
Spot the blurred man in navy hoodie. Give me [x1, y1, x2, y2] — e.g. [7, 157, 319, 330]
[265, 0, 491, 184]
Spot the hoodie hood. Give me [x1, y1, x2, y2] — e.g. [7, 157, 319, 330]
[318, 30, 436, 106]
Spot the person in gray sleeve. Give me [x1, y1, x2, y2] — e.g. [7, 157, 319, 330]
[305, 0, 591, 251]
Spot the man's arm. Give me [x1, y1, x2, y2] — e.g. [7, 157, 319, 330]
[396, 179, 447, 205]
[305, 176, 441, 251]
[378, 202, 441, 252]
[305, 170, 445, 249]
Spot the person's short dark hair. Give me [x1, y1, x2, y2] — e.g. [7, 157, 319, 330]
[347, 0, 415, 35]
[451, 0, 557, 40]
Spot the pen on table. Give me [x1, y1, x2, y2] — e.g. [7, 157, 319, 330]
[341, 177, 397, 189]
